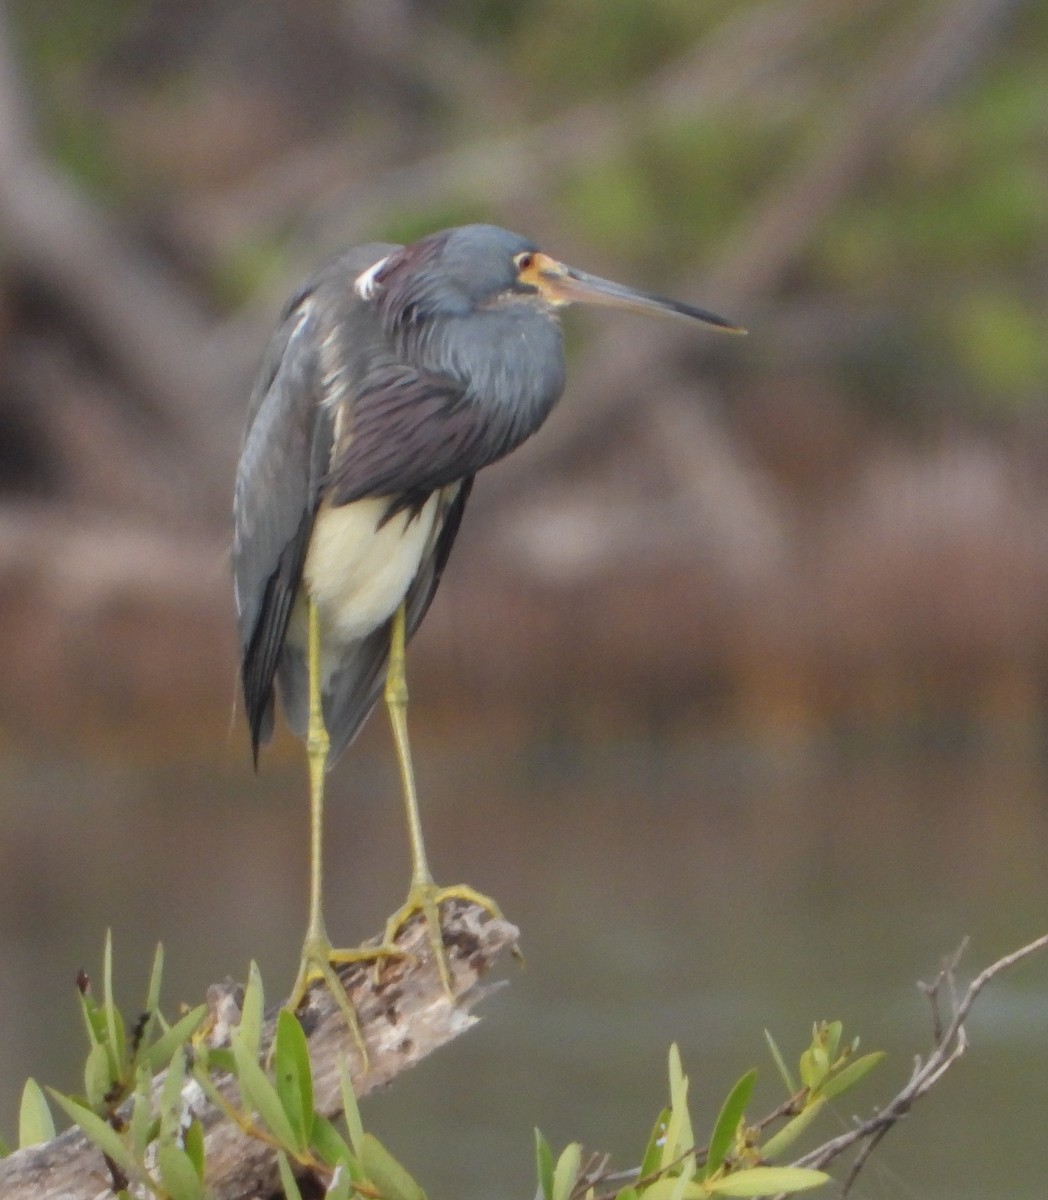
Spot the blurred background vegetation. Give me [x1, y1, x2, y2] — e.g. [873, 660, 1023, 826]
[0, 2, 1046, 1198]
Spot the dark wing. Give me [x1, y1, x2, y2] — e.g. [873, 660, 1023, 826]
[324, 364, 519, 507]
[234, 243, 402, 761]
[233, 296, 333, 759]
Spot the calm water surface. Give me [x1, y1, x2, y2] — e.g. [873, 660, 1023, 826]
[1, 726, 1046, 1199]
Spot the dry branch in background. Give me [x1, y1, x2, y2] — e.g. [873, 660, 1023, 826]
[779, 932, 1048, 1199]
[0, 904, 521, 1200]
[575, 934, 1048, 1200]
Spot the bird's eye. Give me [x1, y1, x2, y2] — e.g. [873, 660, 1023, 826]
[515, 252, 535, 272]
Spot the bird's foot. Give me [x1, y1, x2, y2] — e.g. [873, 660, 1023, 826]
[286, 931, 405, 1061]
[381, 881, 507, 997]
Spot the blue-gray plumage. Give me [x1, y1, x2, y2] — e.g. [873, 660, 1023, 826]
[235, 228, 568, 761]
[232, 223, 741, 1010]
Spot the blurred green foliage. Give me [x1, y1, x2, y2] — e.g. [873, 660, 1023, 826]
[10, 0, 137, 197]
[7, 0, 1046, 406]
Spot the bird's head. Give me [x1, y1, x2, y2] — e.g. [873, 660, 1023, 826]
[356, 224, 744, 334]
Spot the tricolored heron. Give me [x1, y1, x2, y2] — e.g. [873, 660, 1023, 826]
[233, 224, 741, 1014]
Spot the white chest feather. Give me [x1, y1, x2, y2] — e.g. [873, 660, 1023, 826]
[303, 494, 439, 644]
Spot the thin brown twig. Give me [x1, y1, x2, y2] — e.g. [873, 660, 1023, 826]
[779, 931, 1048, 1198]
[918, 936, 970, 1045]
[575, 933, 1048, 1200]
[837, 1121, 890, 1197]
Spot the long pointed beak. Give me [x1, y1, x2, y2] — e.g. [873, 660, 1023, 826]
[537, 257, 745, 334]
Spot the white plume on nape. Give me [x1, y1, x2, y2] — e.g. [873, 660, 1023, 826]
[354, 256, 391, 300]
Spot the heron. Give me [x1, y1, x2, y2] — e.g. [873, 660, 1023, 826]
[233, 223, 741, 1016]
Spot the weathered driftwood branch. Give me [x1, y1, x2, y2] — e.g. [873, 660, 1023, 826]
[0, 903, 521, 1200]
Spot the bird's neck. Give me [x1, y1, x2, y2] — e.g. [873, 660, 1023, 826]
[408, 306, 567, 453]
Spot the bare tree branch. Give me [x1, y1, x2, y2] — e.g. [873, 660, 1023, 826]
[782, 931, 1048, 1198]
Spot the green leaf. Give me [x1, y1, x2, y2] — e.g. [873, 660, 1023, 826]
[810, 1045, 829, 1083]
[668, 1044, 687, 1113]
[239, 962, 265, 1060]
[822, 1022, 842, 1066]
[274, 1008, 314, 1149]
[819, 1052, 885, 1102]
[637, 1178, 703, 1200]
[106, 1008, 128, 1085]
[47, 1090, 136, 1177]
[79, 977, 108, 1051]
[361, 1132, 427, 1200]
[763, 1031, 796, 1094]
[312, 1115, 353, 1169]
[705, 1069, 756, 1178]
[99, 932, 128, 1083]
[158, 1046, 187, 1145]
[616, 1188, 639, 1200]
[797, 1048, 817, 1092]
[128, 1064, 156, 1160]
[277, 1152, 305, 1200]
[758, 1098, 825, 1161]
[146, 1005, 208, 1073]
[130, 943, 165, 1068]
[552, 1142, 581, 1200]
[84, 1041, 114, 1111]
[158, 1144, 205, 1200]
[669, 1163, 698, 1200]
[639, 1107, 671, 1180]
[663, 1044, 695, 1171]
[661, 1083, 693, 1170]
[0, 1132, 11, 1157]
[18, 1078, 55, 1147]
[183, 1117, 205, 1178]
[535, 1128, 555, 1200]
[203, 1047, 236, 1076]
[705, 1166, 828, 1196]
[145, 943, 165, 1016]
[232, 1030, 299, 1150]
[339, 1057, 365, 1158]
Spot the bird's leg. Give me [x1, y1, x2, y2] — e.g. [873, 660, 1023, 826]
[385, 600, 432, 892]
[286, 597, 399, 1047]
[381, 600, 505, 996]
[303, 593, 329, 953]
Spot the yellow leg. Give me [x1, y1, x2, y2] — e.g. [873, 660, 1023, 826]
[381, 601, 505, 995]
[286, 597, 399, 1046]
[304, 592, 330, 951]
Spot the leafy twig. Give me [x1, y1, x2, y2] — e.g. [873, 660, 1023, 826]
[781, 932, 1048, 1198]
